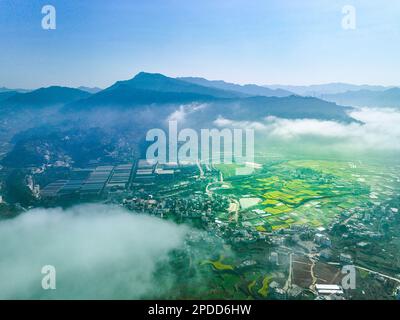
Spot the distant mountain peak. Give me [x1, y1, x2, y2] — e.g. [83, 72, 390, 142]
[133, 71, 166, 79]
[0, 86, 30, 93]
[322, 86, 400, 108]
[266, 83, 393, 96]
[77, 86, 102, 94]
[1, 86, 91, 109]
[179, 76, 293, 97]
[104, 72, 246, 99]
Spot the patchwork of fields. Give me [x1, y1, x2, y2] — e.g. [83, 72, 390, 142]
[214, 160, 397, 231]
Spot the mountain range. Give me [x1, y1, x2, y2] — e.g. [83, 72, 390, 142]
[77, 86, 103, 94]
[321, 88, 400, 108]
[0, 86, 91, 109]
[64, 72, 355, 123]
[0, 72, 373, 169]
[0, 87, 30, 93]
[267, 83, 393, 96]
[0, 72, 363, 124]
[66, 72, 246, 110]
[178, 77, 293, 97]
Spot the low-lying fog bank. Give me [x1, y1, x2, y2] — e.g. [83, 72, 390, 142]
[0, 204, 190, 299]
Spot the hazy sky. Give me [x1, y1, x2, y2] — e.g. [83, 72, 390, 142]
[1, 0, 399, 89]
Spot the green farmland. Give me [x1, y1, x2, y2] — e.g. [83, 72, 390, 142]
[213, 159, 395, 231]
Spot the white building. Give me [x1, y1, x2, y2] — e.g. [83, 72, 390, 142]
[315, 284, 344, 296]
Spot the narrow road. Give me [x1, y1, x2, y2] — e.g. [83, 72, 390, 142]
[284, 253, 293, 290]
[309, 256, 318, 293]
[355, 265, 400, 284]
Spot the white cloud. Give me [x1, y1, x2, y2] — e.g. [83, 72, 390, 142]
[0, 204, 189, 299]
[167, 105, 187, 122]
[214, 108, 400, 151]
[214, 116, 269, 131]
[167, 103, 208, 123]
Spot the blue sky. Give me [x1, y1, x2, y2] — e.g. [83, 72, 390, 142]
[0, 0, 399, 89]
